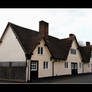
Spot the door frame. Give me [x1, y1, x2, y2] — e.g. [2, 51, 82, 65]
[71, 62, 78, 75]
[30, 60, 39, 80]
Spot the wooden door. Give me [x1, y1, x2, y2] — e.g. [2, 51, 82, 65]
[71, 63, 78, 75]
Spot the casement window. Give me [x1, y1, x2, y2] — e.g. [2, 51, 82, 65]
[79, 63, 82, 68]
[91, 64, 92, 69]
[38, 47, 43, 55]
[88, 64, 90, 68]
[65, 62, 68, 68]
[71, 49, 76, 55]
[41, 47, 43, 54]
[31, 62, 37, 71]
[43, 62, 49, 69]
[38, 47, 40, 54]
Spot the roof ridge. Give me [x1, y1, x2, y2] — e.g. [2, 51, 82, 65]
[8, 22, 72, 41]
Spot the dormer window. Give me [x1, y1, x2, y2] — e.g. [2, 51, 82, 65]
[38, 47, 43, 55]
[71, 49, 76, 55]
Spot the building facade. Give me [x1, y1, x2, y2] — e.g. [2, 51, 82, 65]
[0, 20, 91, 82]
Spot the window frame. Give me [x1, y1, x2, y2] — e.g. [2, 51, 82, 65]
[88, 63, 90, 68]
[31, 62, 37, 71]
[71, 49, 76, 55]
[65, 62, 68, 68]
[79, 63, 82, 68]
[38, 47, 40, 54]
[41, 47, 43, 55]
[43, 61, 49, 69]
[91, 64, 92, 69]
[38, 47, 43, 55]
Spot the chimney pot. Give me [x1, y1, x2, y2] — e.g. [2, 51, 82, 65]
[86, 42, 90, 46]
[69, 34, 75, 37]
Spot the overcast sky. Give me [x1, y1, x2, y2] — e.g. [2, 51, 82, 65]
[0, 8, 92, 45]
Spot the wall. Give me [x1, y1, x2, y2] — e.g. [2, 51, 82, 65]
[54, 39, 83, 76]
[83, 57, 92, 73]
[82, 54, 92, 73]
[0, 26, 26, 62]
[90, 58, 92, 72]
[31, 39, 52, 78]
[67, 39, 83, 74]
[83, 63, 91, 73]
[54, 60, 71, 76]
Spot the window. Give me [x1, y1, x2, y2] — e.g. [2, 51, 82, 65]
[91, 64, 92, 67]
[38, 47, 43, 55]
[88, 64, 90, 68]
[71, 63, 74, 69]
[75, 64, 78, 69]
[91, 64, 92, 69]
[65, 62, 68, 68]
[71, 63, 78, 69]
[43, 62, 48, 69]
[79, 63, 82, 68]
[41, 47, 43, 54]
[31, 62, 37, 71]
[38, 47, 40, 54]
[71, 49, 76, 55]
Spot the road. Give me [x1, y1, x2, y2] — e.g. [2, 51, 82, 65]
[0, 74, 92, 84]
[31, 74, 92, 84]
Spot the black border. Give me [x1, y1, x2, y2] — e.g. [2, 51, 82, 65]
[0, 0, 92, 89]
[0, 84, 91, 90]
[0, 1, 92, 8]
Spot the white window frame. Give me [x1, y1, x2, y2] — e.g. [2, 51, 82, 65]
[75, 64, 77, 69]
[65, 62, 68, 68]
[88, 63, 90, 68]
[91, 64, 92, 71]
[79, 63, 82, 68]
[38, 47, 43, 55]
[43, 61, 49, 69]
[91, 64, 92, 68]
[71, 49, 76, 55]
[31, 62, 37, 71]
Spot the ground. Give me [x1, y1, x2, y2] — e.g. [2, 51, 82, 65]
[31, 73, 92, 84]
[1, 74, 92, 84]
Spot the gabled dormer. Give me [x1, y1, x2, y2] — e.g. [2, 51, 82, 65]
[67, 34, 82, 62]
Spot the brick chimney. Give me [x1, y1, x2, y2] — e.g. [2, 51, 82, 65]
[86, 41, 90, 46]
[69, 34, 75, 37]
[39, 20, 49, 39]
[69, 34, 75, 39]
